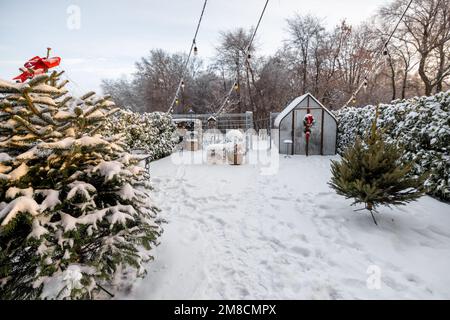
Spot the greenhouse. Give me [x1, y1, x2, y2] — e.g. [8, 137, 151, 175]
[271, 93, 338, 156]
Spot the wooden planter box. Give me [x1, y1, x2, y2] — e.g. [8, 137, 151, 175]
[226, 143, 244, 165]
[185, 139, 199, 151]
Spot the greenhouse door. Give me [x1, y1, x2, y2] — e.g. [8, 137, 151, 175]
[293, 109, 323, 156]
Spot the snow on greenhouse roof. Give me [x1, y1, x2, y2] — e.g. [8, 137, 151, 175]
[274, 93, 337, 128]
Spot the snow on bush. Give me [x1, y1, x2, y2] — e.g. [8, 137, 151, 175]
[0, 73, 162, 299]
[103, 110, 177, 161]
[334, 91, 450, 201]
[224, 130, 245, 153]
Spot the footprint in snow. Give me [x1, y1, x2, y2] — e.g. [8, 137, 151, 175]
[428, 226, 450, 239]
[291, 246, 311, 257]
[271, 196, 290, 201]
[404, 273, 422, 284]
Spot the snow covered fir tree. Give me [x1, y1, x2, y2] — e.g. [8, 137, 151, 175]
[329, 109, 427, 225]
[0, 72, 162, 299]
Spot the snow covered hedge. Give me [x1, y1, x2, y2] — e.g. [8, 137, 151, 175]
[0, 73, 162, 299]
[103, 110, 177, 161]
[334, 91, 450, 201]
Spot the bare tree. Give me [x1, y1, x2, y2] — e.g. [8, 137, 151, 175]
[214, 28, 258, 114]
[286, 14, 325, 94]
[380, 0, 450, 95]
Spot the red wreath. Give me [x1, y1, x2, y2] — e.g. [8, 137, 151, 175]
[303, 113, 315, 142]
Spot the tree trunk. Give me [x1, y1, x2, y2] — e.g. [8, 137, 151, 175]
[401, 71, 408, 100]
[236, 56, 242, 113]
[387, 51, 397, 100]
[435, 44, 446, 93]
[418, 53, 433, 96]
[366, 202, 378, 226]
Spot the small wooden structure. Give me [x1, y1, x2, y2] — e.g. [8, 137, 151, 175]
[207, 116, 217, 129]
[185, 134, 200, 151]
[226, 143, 244, 165]
[271, 93, 338, 156]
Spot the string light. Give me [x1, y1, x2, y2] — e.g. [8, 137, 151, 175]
[234, 81, 239, 91]
[167, 0, 208, 114]
[343, 0, 414, 107]
[384, 47, 390, 69]
[214, 0, 270, 117]
[175, 98, 180, 106]
[193, 40, 198, 56]
[363, 78, 368, 92]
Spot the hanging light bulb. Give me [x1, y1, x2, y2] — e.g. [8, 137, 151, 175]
[383, 47, 389, 67]
[175, 98, 180, 106]
[383, 48, 390, 69]
[234, 82, 239, 91]
[181, 80, 185, 91]
[363, 78, 368, 92]
[193, 40, 198, 56]
[352, 96, 357, 104]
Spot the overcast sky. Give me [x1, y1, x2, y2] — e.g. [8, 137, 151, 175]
[0, 0, 390, 94]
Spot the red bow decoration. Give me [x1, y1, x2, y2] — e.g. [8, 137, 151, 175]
[13, 48, 61, 83]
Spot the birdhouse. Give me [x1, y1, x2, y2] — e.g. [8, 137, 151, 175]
[207, 115, 217, 129]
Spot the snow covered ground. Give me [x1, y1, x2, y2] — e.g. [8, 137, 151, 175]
[117, 150, 450, 300]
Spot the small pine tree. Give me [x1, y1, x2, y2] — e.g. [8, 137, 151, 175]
[0, 72, 162, 299]
[329, 108, 427, 225]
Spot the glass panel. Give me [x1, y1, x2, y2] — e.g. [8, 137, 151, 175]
[323, 112, 337, 155]
[294, 109, 307, 155]
[279, 112, 293, 155]
[296, 97, 309, 109]
[308, 98, 321, 109]
[308, 108, 323, 155]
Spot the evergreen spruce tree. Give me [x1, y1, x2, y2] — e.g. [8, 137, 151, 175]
[329, 108, 427, 225]
[0, 72, 162, 299]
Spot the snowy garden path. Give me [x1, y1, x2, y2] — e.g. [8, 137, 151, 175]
[117, 154, 450, 300]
